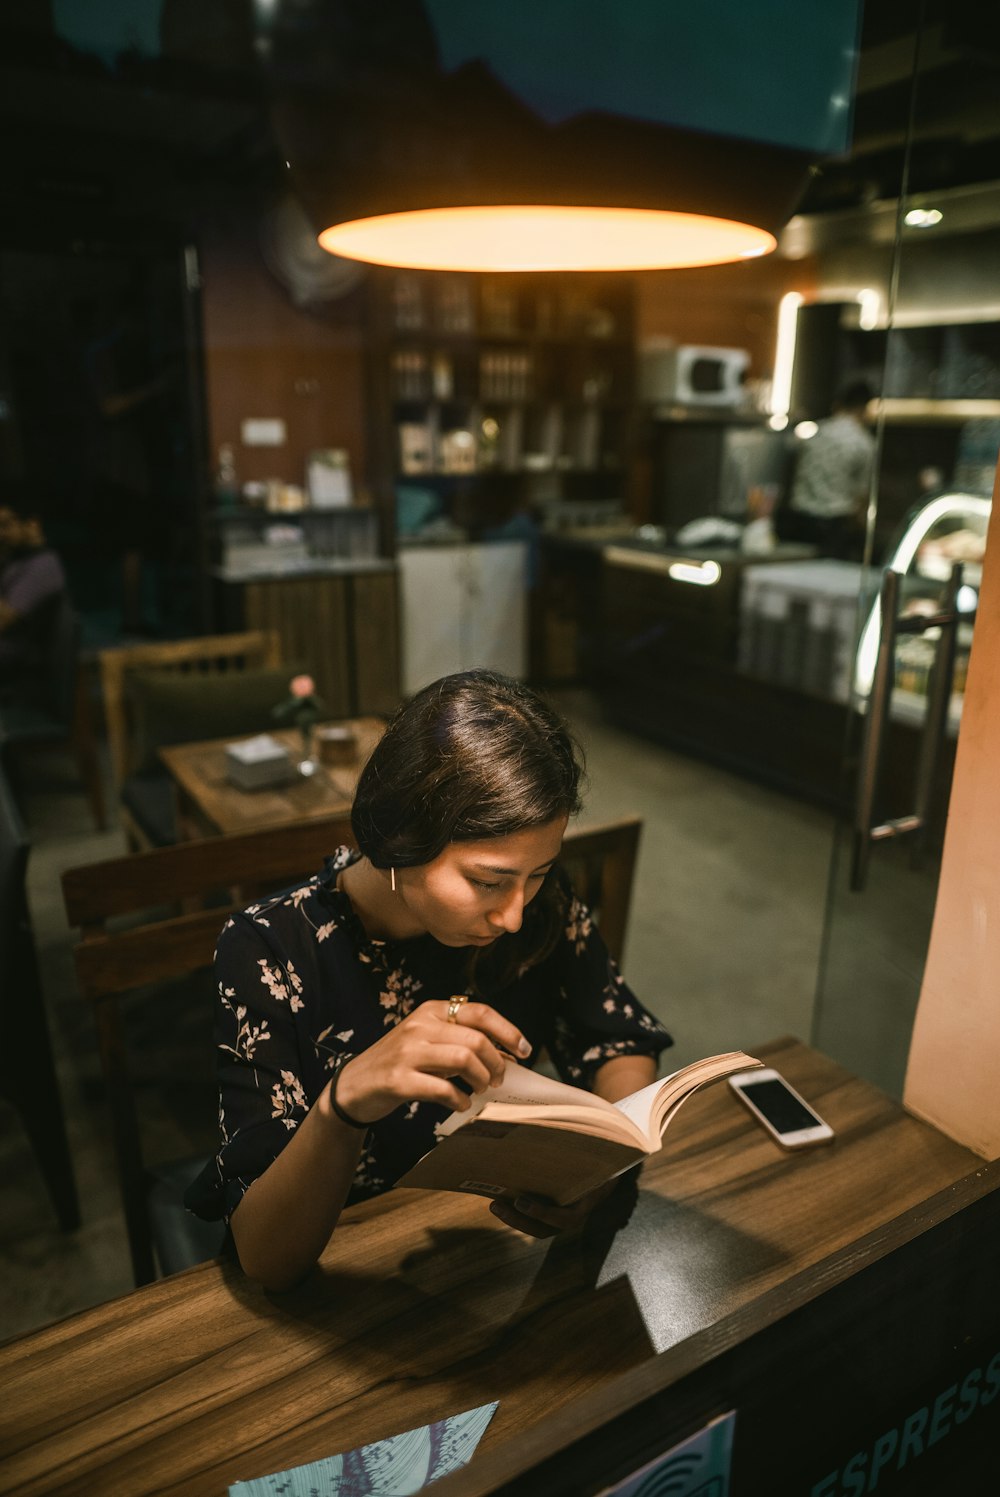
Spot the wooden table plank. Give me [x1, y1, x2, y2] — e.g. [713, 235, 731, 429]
[159, 718, 385, 836]
[0, 1039, 984, 1496]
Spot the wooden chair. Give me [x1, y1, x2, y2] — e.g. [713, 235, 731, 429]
[62, 813, 357, 1286]
[98, 629, 283, 848]
[0, 762, 81, 1233]
[560, 815, 643, 967]
[0, 593, 105, 831]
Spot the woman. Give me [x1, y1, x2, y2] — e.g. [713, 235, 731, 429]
[186, 670, 671, 1290]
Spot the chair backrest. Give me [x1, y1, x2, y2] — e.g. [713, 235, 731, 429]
[558, 815, 643, 968]
[99, 629, 282, 791]
[62, 812, 356, 1285]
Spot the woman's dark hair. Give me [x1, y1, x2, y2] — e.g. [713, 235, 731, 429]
[352, 669, 584, 869]
[351, 671, 585, 993]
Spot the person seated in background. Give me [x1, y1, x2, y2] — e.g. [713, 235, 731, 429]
[0, 503, 67, 690]
[186, 669, 672, 1292]
[778, 379, 876, 560]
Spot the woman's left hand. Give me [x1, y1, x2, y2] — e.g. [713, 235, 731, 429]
[488, 1179, 618, 1239]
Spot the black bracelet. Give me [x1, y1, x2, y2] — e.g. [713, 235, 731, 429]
[329, 1057, 369, 1131]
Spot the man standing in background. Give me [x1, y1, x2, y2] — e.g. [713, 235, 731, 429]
[780, 380, 876, 559]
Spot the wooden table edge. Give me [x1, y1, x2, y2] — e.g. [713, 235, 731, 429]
[429, 1157, 999, 1495]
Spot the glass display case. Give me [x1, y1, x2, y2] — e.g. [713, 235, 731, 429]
[853, 491, 991, 725]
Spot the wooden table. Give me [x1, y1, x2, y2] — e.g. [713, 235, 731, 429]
[159, 717, 385, 837]
[1, 1038, 997, 1496]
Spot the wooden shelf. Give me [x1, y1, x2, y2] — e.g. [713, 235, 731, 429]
[877, 397, 1000, 423]
[371, 269, 639, 544]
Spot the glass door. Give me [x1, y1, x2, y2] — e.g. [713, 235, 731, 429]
[810, 16, 1000, 1096]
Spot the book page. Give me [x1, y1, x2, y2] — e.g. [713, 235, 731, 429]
[611, 1077, 672, 1142]
[437, 1060, 619, 1137]
[436, 1052, 761, 1147]
[614, 1052, 762, 1145]
[648, 1052, 761, 1135]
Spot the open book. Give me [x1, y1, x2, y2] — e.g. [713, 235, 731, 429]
[397, 1051, 761, 1205]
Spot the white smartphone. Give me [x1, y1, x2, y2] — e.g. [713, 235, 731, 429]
[728, 1067, 834, 1149]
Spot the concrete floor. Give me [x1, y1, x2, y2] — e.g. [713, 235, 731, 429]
[0, 689, 840, 1343]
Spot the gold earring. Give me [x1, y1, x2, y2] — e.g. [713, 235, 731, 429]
[390, 867, 396, 892]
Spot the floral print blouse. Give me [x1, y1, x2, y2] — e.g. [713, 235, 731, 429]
[185, 846, 672, 1224]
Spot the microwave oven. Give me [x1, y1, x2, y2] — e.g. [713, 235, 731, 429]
[639, 342, 750, 408]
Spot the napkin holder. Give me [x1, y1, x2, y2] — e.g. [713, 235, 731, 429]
[226, 734, 296, 790]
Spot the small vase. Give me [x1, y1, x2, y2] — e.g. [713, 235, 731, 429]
[298, 723, 318, 777]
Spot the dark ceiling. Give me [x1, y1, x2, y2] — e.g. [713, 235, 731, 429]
[0, 0, 998, 249]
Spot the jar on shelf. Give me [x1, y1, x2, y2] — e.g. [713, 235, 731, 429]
[214, 444, 239, 508]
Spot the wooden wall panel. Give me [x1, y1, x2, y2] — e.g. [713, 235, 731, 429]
[351, 570, 401, 716]
[238, 570, 400, 718]
[243, 576, 352, 717]
[200, 217, 368, 493]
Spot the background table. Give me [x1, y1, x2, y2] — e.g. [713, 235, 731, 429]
[159, 717, 385, 837]
[1, 1037, 996, 1496]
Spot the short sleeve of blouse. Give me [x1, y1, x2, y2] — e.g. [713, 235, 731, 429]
[538, 879, 672, 1088]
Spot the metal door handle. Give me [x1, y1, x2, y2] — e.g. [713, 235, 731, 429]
[850, 563, 963, 892]
[850, 570, 899, 892]
[910, 562, 963, 849]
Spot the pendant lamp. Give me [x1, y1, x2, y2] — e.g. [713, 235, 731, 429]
[265, 2, 857, 273]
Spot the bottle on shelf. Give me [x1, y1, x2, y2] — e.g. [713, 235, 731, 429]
[214, 443, 239, 509]
[392, 350, 430, 401]
[431, 352, 454, 400]
[392, 275, 425, 331]
[435, 278, 475, 334]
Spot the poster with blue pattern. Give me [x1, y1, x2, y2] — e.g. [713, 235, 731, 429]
[228, 1401, 498, 1497]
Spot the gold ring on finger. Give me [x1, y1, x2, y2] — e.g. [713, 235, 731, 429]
[446, 994, 469, 1023]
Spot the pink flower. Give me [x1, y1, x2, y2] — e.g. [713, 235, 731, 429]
[290, 674, 316, 699]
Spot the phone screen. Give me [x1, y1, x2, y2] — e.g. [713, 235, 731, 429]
[738, 1078, 822, 1133]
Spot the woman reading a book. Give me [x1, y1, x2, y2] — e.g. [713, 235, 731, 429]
[187, 670, 671, 1290]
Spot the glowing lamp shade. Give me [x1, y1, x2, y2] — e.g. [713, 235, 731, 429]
[318, 205, 775, 273]
[267, 5, 854, 275]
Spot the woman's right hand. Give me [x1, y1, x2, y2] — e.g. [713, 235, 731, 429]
[333, 999, 531, 1126]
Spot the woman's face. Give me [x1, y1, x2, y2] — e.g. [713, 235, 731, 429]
[398, 816, 568, 948]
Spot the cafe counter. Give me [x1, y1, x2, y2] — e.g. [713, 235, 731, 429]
[1, 1037, 996, 1495]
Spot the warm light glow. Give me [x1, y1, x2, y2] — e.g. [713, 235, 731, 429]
[318, 205, 776, 273]
[770, 291, 802, 420]
[667, 560, 722, 587]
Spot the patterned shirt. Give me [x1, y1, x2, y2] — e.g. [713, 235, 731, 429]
[186, 847, 672, 1223]
[790, 413, 875, 519]
[0, 547, 66, 667]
